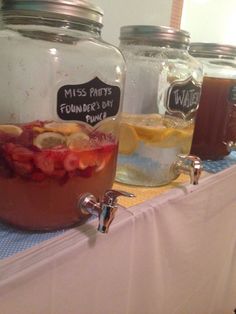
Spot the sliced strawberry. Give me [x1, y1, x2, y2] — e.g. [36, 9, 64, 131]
[3, 142, 17, 154]
[77, 144, 115, 172]
[77, 149, 98, 170]
[34, 152, 55, 174]
[64, 152, 80, 171]
[94, 143, 117, 172]
[13, 160, 33, 176]
[11, 146, 34, 162]
[47, 147, 68, 169]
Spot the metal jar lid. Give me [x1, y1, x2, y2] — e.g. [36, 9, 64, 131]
[119, 25, 190, 47]
[189, 43, 236, 58]
[1, 0, 104, 26]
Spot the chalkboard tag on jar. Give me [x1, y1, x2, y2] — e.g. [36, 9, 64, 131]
[57, 77, 121, 126]
[165, 77, 201, 119]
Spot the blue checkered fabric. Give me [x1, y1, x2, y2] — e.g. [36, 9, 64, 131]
[0, 223, 65, 259]
[203, 152, 236, 173]
[1, 152, 236, 260]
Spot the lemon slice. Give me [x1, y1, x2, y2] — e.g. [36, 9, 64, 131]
[119, 123, 138, 155]
[0, 125, 22, 136]
[67, 132, 90, 150]
[44, 122, 81, 135]
[149, 127, 193, 149]
[34, 132, 66, 149]
[122, 113, 165, 142]
[96, 118, 119, 136]
[135, 124, 167, 142]
[33, 126, 46, 133]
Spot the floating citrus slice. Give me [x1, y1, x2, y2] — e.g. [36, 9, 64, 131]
[119, 123, 138, 155]
[135, 124, 167, 142]
[34, 132, 66, 149]
[122, 113, 165, 142]
[66, 132, 90, 150]
[149, 127, 194, 149]
[44, 122, 81, 135]
[95, 118, 119, 135]
[153, 128, 184, 147]
[0, 125, 22, 136]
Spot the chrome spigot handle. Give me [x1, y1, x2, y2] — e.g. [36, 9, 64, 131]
[98, 190, 135, 233]
[77, 190, 135, 233]
[225, 141, 236, 152]
[78, 193, 100, 217]
[172, 154, 202, 185]
[103, 190, 135, 207]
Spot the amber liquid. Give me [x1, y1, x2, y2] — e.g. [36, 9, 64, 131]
[191, 76, 236, 160]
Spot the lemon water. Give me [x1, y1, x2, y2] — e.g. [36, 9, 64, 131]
[116, 113, 193, 187]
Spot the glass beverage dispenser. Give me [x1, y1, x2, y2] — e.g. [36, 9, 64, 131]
[190, 43, 236, 160]
[0, 0, 127, 231]
[116, 25, 203, 187]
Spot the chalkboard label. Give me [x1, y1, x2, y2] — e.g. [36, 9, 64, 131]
[229, 85, 236, 102]
[57, 77, 121, 126]
[165, 77, 201, 119]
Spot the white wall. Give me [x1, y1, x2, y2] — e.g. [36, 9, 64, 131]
[92, 0, 173, 45]
[181, 0, 236, 45]
[0, 0, 173, 46]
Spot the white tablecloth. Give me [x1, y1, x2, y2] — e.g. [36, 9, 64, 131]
[1, 166, 236, 314]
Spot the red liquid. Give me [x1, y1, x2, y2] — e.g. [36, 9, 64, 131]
[191, 76, 236, 160]
[0, 121, 118, 230]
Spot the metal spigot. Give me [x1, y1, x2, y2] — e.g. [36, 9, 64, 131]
[78, 190, 135, 233]
[172, 154, 202, 185]
[225, 141, 236, 152]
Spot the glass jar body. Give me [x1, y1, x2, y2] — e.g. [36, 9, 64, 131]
[116, 42, 202, 186]
[190, 57, 236, 160]
[0, 15, 125, 230]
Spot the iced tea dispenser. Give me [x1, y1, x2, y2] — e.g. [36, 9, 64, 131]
[190, 43, 236, 160]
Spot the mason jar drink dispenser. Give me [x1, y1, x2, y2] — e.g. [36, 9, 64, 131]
[189, 43, 236, 160]
[116, 25, 203, 187]
[0, 0, 128, 231]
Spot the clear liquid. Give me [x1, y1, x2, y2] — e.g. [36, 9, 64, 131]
[116, 114, 193, 187]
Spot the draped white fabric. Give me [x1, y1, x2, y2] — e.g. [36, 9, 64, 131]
[1, 166, 236, 314]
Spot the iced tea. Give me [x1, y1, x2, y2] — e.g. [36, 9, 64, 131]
[191, 76, 236, 159]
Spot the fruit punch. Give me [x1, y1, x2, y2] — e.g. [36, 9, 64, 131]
[0, 120, 118, 230]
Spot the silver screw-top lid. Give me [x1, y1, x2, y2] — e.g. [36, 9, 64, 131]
[189, 43, 236, 58]
[1, 0, 104, 26]
[120, 25, 190, 47]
